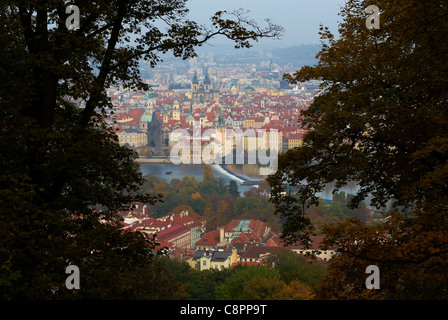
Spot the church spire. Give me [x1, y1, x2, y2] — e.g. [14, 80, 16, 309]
[203, 67, 211, 85]
[192, 70, 198, 84]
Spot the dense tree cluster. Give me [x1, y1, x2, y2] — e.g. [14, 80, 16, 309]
[146, 249, 326, 300]
[0, 0, 282, 299]
[268, 0, 448, 299]
[142, 165, 283, 233]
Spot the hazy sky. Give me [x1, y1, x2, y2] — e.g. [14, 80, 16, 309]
[186, 0, 345, 48]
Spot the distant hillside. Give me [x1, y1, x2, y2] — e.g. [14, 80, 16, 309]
[270, 44, 321, 66]
[271, 44, 321, 59]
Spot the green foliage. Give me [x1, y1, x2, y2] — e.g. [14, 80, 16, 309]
[228, 180, 240, 198]
[234, 197, 264, 216]
[148, 256, 325, 300]
[143, 175, 281, 231]
[139, 256, 236, 300]
[202, 164, 215, 184]
[0, 103, 160, 298]
[263, 250, 327, 289]
[268, 0, 448, 299]
[320, 200, 353, 220]
[238, 275, 287, 300]
[146, 256, 192, 300]
[0, 0, 283, 299]
[269, 0, 448, 240]
[180, 175, 200, 194]
[215, 265, 282, 300]
[184, 268, 235, 300]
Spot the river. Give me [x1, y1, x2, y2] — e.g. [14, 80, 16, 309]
[138, 162, 384, 210]
[138, 162, 262, 196]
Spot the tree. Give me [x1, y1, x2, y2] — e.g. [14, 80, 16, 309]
[215, 265, 283, 300]
[200, 164, 217, 195]
[282, 280, 314, 300]
[234, 196, 263, 216]
[267, 0, 448, 299]
[153, 180, 171, 196]
[228, 180, 240, 198]
[169, 178, 181, 193]
[179, 175, 200, 194]
[320, 200, 352, 220]
[128, 255, 193, 300]
[191, 192, 202, 200]
[263, 249, 327, 290]
[202, 164, 215, 184]
[0, 0, 282, 298]
[239, 275, 287, 300]
[203, 195, 234, 231]
[186, 268, 235, 300]
[214, 177, 229, 195]
[0, 102, 160, 298]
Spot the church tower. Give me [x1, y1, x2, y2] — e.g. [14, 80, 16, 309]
[147, 111, 162, 156]
[203, 68, 211, 92]
[192, 70, 199, 91]
[190, 67, 219, 109]
[173, 99, 180, 121]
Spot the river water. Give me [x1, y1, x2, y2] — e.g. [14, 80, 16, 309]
[138, 162, 261, 196]
[139, 162, 382, 209]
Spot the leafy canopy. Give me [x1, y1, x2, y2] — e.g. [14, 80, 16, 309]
[268, 0, 448, 299]
[0, 0, 282, 298]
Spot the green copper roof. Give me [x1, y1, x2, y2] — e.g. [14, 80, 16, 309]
[186, 114, 195, 121]
[234, 220, 251, 232]
[140, 111, 152, 122]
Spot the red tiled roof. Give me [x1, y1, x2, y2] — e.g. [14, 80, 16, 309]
[223, 219, 268, 240]
[266, 235, 331, 250]
[241, 245, 287, 259]
[288, 132, 305, 140]
[196, 229, 220, 247]
[156, 222, 190, 242]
